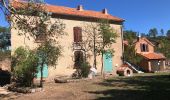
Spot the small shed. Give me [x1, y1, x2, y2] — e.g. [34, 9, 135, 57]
[117, 64, 133, 76]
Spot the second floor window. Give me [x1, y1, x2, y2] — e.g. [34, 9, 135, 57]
[140, 43, 149, 52]
[73, 27, 82, 42]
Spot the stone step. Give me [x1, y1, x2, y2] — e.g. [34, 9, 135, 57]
[0, 87, 11, 95]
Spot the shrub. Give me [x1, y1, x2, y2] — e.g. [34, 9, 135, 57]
[72, 61, 91, 78]
[12, 47, 39, 87]
[80, 62, 91, 77]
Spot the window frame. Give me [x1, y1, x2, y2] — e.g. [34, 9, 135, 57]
[140, 43, 149, 52]
[73, 27, 82, 43]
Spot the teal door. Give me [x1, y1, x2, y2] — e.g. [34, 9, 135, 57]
[103, 52, 113, 72]
[37, 64, 48, 78]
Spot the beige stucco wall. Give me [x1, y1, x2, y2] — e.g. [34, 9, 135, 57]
[135, 38, 154, 53]
[11, 16, 123, 80]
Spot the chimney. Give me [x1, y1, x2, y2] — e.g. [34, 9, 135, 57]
[102, 8, 108, 15]
[77, 5, 83, 11]
[137, 33, 141, 41]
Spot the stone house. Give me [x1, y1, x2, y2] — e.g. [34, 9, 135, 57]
[134, 37, 166, 72]
[10, 0, 124, 80]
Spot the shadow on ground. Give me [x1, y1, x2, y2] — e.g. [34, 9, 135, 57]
[88, 74, 170, 100]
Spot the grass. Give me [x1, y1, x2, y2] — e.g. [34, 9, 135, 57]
[88, 72, 170, 100]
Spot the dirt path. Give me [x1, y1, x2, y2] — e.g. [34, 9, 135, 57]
[1, 73, 170, 100]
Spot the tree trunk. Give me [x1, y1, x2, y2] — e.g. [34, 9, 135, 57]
[101, 52, 104, 77]
[101, 37, 105, 78]
[40, 63, 44, 87]
[93, 29, 97, 69]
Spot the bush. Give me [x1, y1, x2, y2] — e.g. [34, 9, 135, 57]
[72, 62, 91, 78]
[12, 47, 39, 87]
[80, 62, 91, 77]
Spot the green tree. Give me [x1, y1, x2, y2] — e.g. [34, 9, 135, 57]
[141, 33, 146, 37]
[12, 47, 39, 87]
[166, 30, 170, 39]
[83, 20, 118, 75]
[160, 29, 164, 36]
[98, 20, 118, 75]
[148, 28, 158, 37]
[0, 26, 8, 33]
[155, 37, 170, 59]
[36, 41, 61, 87]
[1, 0, 66, 87]
[123, 30, 137, 41]
[123, 39, 142, 65]
[0, 26, 10, 50]
[123, 30, 142, 65]
[83, 22, 99, 69]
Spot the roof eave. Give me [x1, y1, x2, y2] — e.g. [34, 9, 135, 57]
[51, 12, 124, 24]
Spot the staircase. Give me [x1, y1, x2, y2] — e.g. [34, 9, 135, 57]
[124, 61, 144, 73]
[0, 86, 19, 100]
[0, 86, 11, 95]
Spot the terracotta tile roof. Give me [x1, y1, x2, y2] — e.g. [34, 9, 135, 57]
[117, 64, 132, 72]
[11, 1, 124, 22]
[121, 64, 129, 67]
[138, 53, 166, 60]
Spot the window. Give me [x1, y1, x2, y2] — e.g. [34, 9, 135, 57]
[140, 43, 149, 52]
[73, 27, 82, 42]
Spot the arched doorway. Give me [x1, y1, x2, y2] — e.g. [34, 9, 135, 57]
[74, 51, 84, 68]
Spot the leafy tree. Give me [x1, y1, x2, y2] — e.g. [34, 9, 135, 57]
[98, 20, 118, 75]
[141, 33, 146, 37]
[0, 26, 10, 50]
[123, 30, 137, 41]
[160, 29, 164, 36]
[123, 30, 142, 65]
[83, 20, 118, 75]
[83, 22, 100, 69]
[1, 0, 66, 87]
[0, 26, 11, 64]
[154, 37, 170, 59]
[123, 38, 142, 65]
[148, 28, 158, 37]
[12, 0, 66, 87]
[36, 41, 61, 87]
[12, 47, 39, 87]
[0, 26, 8, 33]
[166, 30, 170, 39]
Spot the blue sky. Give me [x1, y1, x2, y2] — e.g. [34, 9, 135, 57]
[0, 0, 170, 34]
